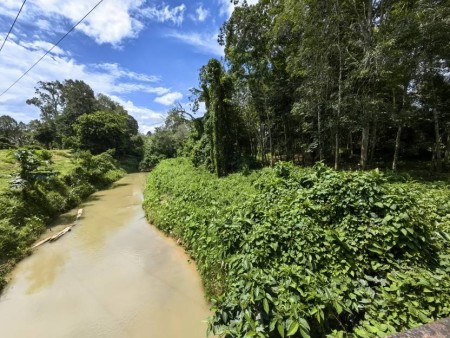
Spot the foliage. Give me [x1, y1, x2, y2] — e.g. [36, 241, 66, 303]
[139, 107, 191, 171]
[144, 158, 450, 337]
[13, 149, 54, 183]
[24, 79, 143, 162]
[190, 59, 249, 176]
[0, 148, 125, 291]
[182, 0, 450, 172]
[0, 115, 28, 148]
[74, 111, 140, 157]
[0, 115, 19, 145]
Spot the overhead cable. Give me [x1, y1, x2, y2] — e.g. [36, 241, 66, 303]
[0, 0, 105, 98]
[0, 0, 28, 52]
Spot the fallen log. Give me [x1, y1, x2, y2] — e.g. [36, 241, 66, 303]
[31, 237, 52, 249]
[32, 208, 83, 249]
[49, 226, 72, 242]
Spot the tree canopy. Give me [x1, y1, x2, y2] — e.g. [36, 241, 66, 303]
[2, 79, 143, 163]
[184, 0, 450, 176]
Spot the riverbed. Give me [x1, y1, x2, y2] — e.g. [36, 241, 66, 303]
[0, 173, 210, 337]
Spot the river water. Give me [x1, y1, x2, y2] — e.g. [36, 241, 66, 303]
[0, 173, 210, 338]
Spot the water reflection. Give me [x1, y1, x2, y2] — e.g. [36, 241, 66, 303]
[25, 249, 68, 294]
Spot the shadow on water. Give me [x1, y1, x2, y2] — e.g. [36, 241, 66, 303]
[111, 182, 130, 188]
[50, 213, 76, 227]
[81, 194, 104, 207]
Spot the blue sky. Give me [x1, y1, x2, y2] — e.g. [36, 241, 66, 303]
[0, 0, 256, 133]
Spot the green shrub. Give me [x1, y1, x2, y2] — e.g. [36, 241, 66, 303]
[0, 220, 24, 261]
[0, 192, 29, 226]
[143, 159, 450, 337]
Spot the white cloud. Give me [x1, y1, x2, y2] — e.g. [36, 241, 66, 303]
[195, 4, 209, 22]
[154, 92, 183, 106]
[19, 40, 66, 56]
[166, 31, 224, 56]
[110, 95, 164, 120]
[0, 37, 166, 132]
[111, 96, 165, 134]
[141, 3, 186, 26]
[0, 0, 23, 18]
[218, 0, 234, 17]
[93, 63, 160, 82]
[218, 0, 259, 18]
[140, 121, 165, 134]
[0, 0, 146, 46]
[113, 83, 170, 95]
[35, 19, 52, 31]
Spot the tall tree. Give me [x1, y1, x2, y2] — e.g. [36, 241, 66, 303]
[74, 111, 134, 156]
[194, 59, 239, 176]
[26, 81, 65, 122]
[60, 79, 96, 132]
[0, 115, 19, 143]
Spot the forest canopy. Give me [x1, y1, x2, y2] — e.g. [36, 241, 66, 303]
[177, 0, 450, 176]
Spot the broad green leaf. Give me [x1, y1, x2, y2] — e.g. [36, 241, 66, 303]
[277, 322, 285, 338]
[287, 322, 299, 336]
[263, 298, 269, 314]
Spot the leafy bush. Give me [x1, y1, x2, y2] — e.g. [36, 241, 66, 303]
[71, 149, 125, 188]
[143, 159, 450, 337]
[0, 220, 24, 260]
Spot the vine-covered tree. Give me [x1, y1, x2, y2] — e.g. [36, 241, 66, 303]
[193, 58, 242, 176]
[189, 0, 450, 173]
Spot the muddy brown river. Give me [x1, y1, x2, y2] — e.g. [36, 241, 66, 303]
[0, 173, 210, 338]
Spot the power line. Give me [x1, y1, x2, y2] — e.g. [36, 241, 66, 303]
[0, 0, 105, 98]
[0, 0, 27, 52]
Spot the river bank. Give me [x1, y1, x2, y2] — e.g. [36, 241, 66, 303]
[0, 149, 125, 289]
[0, 173, 210, 337]
[143, 158, 450, 337]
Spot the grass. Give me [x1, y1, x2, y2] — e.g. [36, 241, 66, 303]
[0, 149, 76, 192]
[0, 150, 19, 191]
[50, 150, 77, 175]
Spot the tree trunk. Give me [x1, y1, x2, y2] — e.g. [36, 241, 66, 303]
[283, 121, 289, 161]
[259, 123, 266, 165]
[334, 129, 340, 170]
[445, 132, 450, 165]
[318, 105, 323, 161]
[433, 108, 442, 172]
[268, 124, 274, 167]
[360, 126, 370, 170]
[335, 14, 342, 171]
[349, 132, 354, 159]
[369, 119, 377, 165]
[392, 126, 402, 171]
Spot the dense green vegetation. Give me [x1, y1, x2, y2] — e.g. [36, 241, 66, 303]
[140, 6, 450, 334]
[165, 0, 450, 176]
[139, 106, 191, 171]
[144, 158, 450, 337]
[1, 1, 449, 336]
[0, 148, 125, 290]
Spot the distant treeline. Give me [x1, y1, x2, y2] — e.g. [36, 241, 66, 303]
[0, 80, 143, 163]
